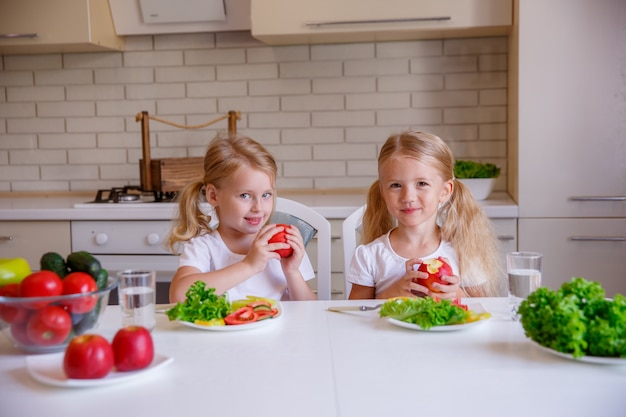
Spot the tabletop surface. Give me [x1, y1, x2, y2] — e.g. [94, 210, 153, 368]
[1, 298, 624, 417]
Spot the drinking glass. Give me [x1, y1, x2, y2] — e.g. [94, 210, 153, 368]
[117, 269, 156, 331]
[506, 252, 542, 320]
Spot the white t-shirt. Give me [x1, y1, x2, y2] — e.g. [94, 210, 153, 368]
[347, 230, 483, 297]
[178, 231, 315, 301]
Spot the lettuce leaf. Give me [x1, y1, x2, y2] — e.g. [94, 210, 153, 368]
[166, 281, 231, 323]
[518, 277, 626, 358]
[379, 297, 469, 329]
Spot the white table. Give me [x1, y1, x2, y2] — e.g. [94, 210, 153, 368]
[0, 298, 624, 417]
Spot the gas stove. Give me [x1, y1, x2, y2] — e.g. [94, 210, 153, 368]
[74, 186, 177, 207]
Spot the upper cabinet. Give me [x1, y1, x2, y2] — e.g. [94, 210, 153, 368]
[108, 0, 251, 36]
[251, 0, 513, 45]
[0, 0, 124, 55]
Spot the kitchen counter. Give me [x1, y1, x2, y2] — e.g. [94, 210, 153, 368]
[0, 298, 623, 417]
[0, 192, 518, 220]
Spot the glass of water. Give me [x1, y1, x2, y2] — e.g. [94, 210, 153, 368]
[506, 252, 542, 321]
[117, 270, 156, 331]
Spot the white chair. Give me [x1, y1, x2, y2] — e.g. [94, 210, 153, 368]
[272, 197, 332, 300]
[341, 204, 366, 299]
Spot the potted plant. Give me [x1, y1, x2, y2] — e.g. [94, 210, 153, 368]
[453, 160, 501, 200]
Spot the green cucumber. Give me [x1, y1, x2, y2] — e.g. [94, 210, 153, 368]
[40, 252, 69, 278]
[66, 251, 102, 277]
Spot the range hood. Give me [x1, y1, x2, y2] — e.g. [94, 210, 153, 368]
[108, 0, 250, 35]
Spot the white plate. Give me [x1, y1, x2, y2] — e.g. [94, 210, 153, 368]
[383, 303, 490, 332]
[385, 316, 490, 332]
[178, 302, 283, 332]
[26, 353, 173, 388]
[530, 340, 626, 365]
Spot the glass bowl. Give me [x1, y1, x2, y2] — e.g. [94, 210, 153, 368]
[0, 276, 118, 354]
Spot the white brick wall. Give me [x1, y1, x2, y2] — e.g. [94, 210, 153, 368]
[0, 32, 508, 192]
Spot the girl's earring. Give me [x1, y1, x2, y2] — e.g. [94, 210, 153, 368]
[436, 202, 445, 227]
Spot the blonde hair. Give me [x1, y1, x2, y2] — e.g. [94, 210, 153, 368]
[166, 132, 277, 254]
[363, 131, 505, 297]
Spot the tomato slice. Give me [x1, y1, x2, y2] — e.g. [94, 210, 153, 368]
[255, 309, 278, 321]
[224, 307, 258, 325]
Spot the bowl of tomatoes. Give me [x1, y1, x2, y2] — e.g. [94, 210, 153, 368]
[0, 270, 118, 354]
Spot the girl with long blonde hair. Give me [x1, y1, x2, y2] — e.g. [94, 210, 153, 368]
[348, 131, 506, 299]
[167, 133, 316, 303]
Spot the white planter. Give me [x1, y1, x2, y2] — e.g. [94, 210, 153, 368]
[458, 178, 496, 200]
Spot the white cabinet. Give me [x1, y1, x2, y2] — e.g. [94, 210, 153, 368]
[0, 0, 124, 55]
[107, 0, 251, 36]
[251, 0, 513, 45]
[0, 221, 71, 270]
[518, 219, 626, 298]
[511, 0, 626, 295]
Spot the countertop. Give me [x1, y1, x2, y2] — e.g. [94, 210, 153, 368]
[0, 191, 518, 221]
[1, 298, 623, 417]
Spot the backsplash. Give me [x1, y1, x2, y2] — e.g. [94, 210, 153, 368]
[0, 32, 507, 193]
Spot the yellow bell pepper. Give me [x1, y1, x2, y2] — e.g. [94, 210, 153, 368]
[0, 257, 32, 286]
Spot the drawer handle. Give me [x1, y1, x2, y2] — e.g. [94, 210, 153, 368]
[498, 235, 515, 241]
[569, 196, 626, 202]
[305, 16, 451, 27]
[147, 233, 161, 246]
[0, 235, 15, 241]
[569, 236, 626, 242]
[0, 33, 38, 39]
[95, 233, 109, 245]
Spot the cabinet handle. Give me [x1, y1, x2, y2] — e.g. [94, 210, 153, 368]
[305, 16, 451, 27]
[0, 235, 15, 241]
[0, 33, 38, 39]
[569, 236, 626, 242]
[498, 235, 515, 241]
[569, 196, 626, 202]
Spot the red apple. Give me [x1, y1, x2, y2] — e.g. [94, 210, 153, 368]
[415, 257, 453, 293]
[63, 334, 114, 379]
[268, 224, 294, 258]
[112, 326, 154, 372]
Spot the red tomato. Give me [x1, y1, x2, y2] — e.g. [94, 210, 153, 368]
[415, 257, 453, 293]
[224, 306, 258, 325]
[19, 270, 63, 309]
[0, 283, 28, 323]
[10, 318, 35, 346]
[112, 326, 154, 372]
[26, 305, 72, 346]
[255, 309, 278, 321]
[61, 272, 98, 314]
[64, 334, 114, 379]
[268, 224, 293, 258]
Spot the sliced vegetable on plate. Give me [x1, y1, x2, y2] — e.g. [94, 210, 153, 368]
[166, 281, 281, 330]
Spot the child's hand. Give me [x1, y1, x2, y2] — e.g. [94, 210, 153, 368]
[276, 224, 306, 273]
[243, 224, 284, 273]
[408, 257, 462, 299]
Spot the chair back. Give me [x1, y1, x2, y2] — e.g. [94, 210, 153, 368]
[272, 197, 332, 300]
[341, 205, 366, 298]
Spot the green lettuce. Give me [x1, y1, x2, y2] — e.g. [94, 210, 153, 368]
[166, 281, 231, 323]
[518, 277, 626, 358]
[380, 297, 469, 329]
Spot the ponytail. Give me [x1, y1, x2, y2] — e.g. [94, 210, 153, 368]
[440, 180, 506, 296]
[166, 181, 215, 254]
[363, 180, 395, 244]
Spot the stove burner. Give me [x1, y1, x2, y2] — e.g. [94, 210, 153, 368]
[93, 186, 177, 204]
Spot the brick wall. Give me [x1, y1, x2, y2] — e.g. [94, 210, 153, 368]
[0, 31, 508, 192]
